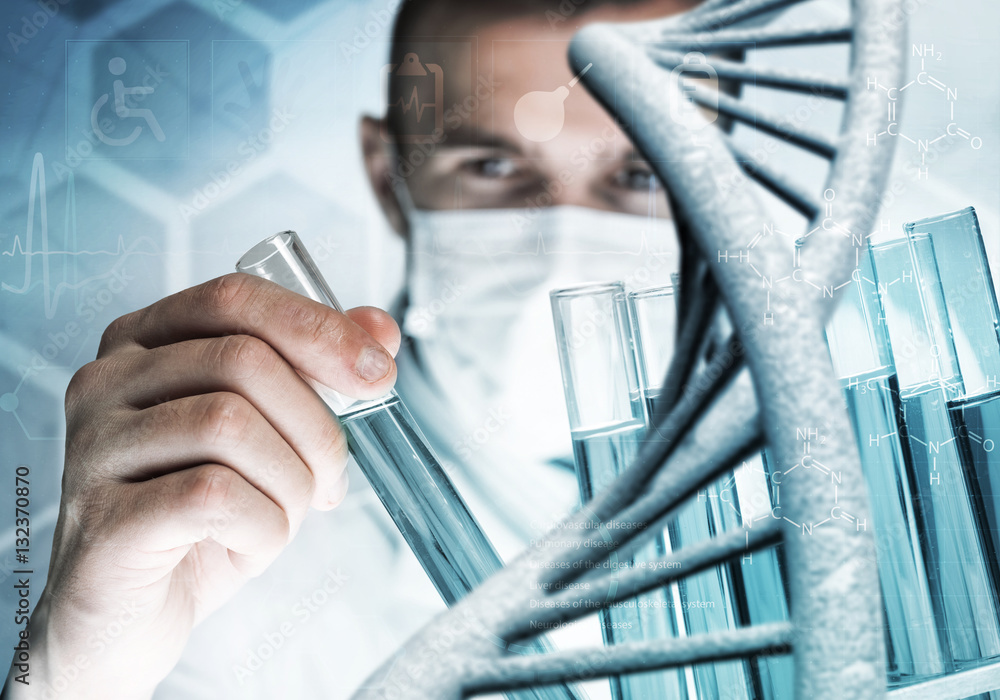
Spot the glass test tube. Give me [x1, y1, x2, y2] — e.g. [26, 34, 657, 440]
[237, 232, 582, 700]
[908, 208, 1000, 577]
[870, 232, 1000, 674]
[626, 284, 771, 700]
[826, 253, 946, 684]
[550, 282, 687, 700]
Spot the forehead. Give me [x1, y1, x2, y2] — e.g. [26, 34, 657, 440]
[388, 2, 691, 152]
[483, 18, 616, 152]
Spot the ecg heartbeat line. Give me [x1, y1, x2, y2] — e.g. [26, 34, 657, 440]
[389, 86, 437, 122]
[3, 235, 136, 257]
[2, 153, 158, 319]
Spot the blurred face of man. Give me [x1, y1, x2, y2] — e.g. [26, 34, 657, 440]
[358, 1, 693, 475]
[362, 1, 695, 231]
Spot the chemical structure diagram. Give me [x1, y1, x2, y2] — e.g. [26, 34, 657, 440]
[705, 188, 871, 542]
[716, 188, 860, 326]
[866, 42, 983, 180]
[708, 193, 997, 547]
[698, 429, 863, 553]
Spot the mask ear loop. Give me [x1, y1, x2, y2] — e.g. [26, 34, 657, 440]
[389, 147, 420, 217]
[645, 168, 677, 286]
[453, 173, 463, 210]
[388, 141, 468, 214]
[647, 172, 659, 222]
[387, 146, 429, 338]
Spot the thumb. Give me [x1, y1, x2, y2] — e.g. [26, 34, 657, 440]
[345, 306, 401, 358]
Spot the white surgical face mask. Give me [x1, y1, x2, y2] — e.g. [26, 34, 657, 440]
[399, 205, 680, 475]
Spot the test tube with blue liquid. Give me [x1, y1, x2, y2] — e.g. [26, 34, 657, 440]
[237, 231, 583, 700]
[550, 281, 687, 700]
[907, 208, 1000, 582]
[869, 228, 1000, 676]
[827, 252, 945, 684]
[627, 284, 786, 699]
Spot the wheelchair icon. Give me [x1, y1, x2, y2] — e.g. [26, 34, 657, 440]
[91, 57, 166, 147]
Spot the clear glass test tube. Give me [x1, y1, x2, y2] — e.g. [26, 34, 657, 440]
[550, 282, 687, 700]
[626, 284, 772, 700]
[907, 208, 1000, 571]
[870, 233, 1000, 673]
[237, 231, 583, 700]
[908, 207, 1000, 398]
[826, 253, 946, 684]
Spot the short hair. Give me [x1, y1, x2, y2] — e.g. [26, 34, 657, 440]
[390, 0, 694, 51]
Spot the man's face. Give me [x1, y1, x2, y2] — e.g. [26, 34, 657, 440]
[359, 3, 690, 468]
[368, 3, 690, 225]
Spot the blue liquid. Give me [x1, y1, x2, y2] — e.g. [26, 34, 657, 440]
[950, 390, 1000, 576]
[712, 453, 794, 700]
[340, 394, 582, 700]
[572, 419, 648, 503]
[899, 386, 1000, 669]
[340, 395, 502, 604]
[645, 392, 757, 699]
[843, 372, 947, 683]
[667, 486, 754, 700]
[572, 419, 688, 700]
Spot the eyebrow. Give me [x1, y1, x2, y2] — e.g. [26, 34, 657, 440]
[435, 125, 524, 154]
[431, 126, 649, 165]
[622, 147, 642, 162]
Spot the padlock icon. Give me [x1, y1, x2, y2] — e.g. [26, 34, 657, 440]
[668, 52, 718, 129]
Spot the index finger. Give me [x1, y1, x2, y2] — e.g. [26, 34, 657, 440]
[98, 273, 397, 401]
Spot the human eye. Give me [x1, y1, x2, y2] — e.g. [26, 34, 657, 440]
[612, 163, 662, 192]
[462, 156, 523, 180]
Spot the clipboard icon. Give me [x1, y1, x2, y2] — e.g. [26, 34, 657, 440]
[381, 52, 444, 143]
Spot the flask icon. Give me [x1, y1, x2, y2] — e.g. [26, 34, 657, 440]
[669, 52, 718, 129]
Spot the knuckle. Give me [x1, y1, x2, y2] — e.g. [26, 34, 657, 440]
[268, 456, 313, 505]
[289, 461, 316, 509]
[65, 360, 102, 407]
[98, 311, 138, 355]
[201, 274, 253, 319]
[195, 393, 251, 447]
[320, 420, 350, 470]
[57, 488, 117, 550]
[295, 408, 349, 481]
[185, 464, 236, 515]
[269, 512, 291, 550]
[285, 301, 347, 353]
[64, 359, 125, 422]
[212, 334, 277, 383]
[64, 418, 106, 471]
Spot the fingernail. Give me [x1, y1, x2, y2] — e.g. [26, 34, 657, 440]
[357, 346, 392, 382]
[327, 472, 349, 508]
